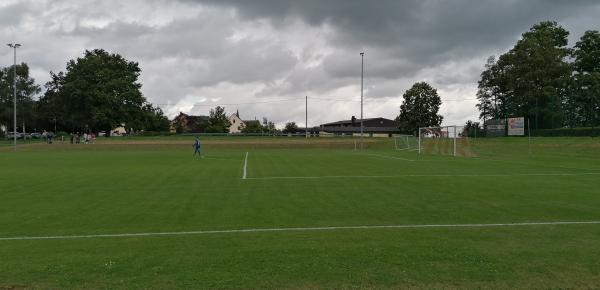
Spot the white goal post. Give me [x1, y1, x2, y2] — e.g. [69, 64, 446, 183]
[418, 126, 458, 156]
[393, 134, 418, 151]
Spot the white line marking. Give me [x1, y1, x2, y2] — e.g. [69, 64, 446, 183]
[1, 221, 599, 241]
[358, 153, 416, 161]
[203, 157, 243, 161]
[246, 172, 600, 180]
[394, 148, 419, 152]
[242, 151, 248, 179]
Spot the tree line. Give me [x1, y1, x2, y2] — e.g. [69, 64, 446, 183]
[172, 105, 283, 134]
[476, 21, 600, 130]
[395, 20, 600, 136]
[0, 47, 306, 137]
[206, 106, 295, 134]
[7, 21, 593, 137]
[0, 49, 169, 136]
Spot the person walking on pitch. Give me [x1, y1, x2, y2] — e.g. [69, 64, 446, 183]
[193, 137, 202, 158]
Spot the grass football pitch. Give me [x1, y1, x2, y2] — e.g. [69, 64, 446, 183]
[1, 137, 600, 288]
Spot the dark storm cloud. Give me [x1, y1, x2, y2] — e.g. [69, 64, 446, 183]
[3, 0, 600, 126]
[189, 0, 600, 80]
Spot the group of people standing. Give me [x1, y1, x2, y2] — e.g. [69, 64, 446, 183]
[42, 131, 55, 144]
[70, 132, 95, 144]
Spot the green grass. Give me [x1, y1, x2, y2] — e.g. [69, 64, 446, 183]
[1, 137, 599, 288]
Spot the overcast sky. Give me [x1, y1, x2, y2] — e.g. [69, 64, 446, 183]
[2, 0, 599, 127]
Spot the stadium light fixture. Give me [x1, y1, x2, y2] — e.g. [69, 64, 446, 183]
[7, 43, 21, 151]
[360, 52, 364, 148]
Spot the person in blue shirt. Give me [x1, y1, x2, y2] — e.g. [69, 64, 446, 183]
[193, 136, 202, 157]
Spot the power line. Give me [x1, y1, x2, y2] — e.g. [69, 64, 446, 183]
[443, 98, 478, 102]
[153, 98, 302, 107]
[154, 96, 360, 108]
[152, 96, 479, 109]
[307, 97, 360, 102]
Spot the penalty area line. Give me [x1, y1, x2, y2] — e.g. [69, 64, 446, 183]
[1, 221, 599, 241]
[242, 151, 248, 179]
[358, 153, 416, 161]
[245, 172, 600, 180]
[203, 157, 243, 161]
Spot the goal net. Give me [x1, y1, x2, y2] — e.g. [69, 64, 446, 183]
[418, 126, 459, 156]
[393, 134, 419, 151]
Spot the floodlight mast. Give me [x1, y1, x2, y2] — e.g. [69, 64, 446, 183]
[305, 96, 308, 139]
[360, 52, 364, 149]
[7, 43, 21, 151]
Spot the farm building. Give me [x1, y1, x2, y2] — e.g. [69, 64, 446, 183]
[228, 111, 260, 133]
[170, 112, 209, 133]
[319, 116, 400, 137]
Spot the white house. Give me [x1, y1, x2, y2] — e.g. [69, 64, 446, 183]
[228, 111, 245, 133]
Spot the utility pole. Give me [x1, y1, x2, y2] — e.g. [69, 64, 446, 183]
[360, 52, 364, 149]
[305, 96, 308, 139]
[8, 43, 21, 151]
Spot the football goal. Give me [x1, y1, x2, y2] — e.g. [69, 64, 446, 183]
[418, 126, 459, 156]
[393, 134, 419, 151]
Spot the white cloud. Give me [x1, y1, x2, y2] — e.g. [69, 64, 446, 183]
[2, 0, 600, 129]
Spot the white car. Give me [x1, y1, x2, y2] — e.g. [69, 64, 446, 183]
[6, 132, 23, 139]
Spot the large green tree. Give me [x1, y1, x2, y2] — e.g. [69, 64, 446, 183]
[283, 122, 298, 134]
[462, 120, 484, 138]
[476, 21, 572, 130]
[396, 82, 443, 134]
[568, 30, 600, 128]
[241, 120, 263, 133]
[206, 106, 231, 133]
[127, 104, 170, 132]
[38, 49, 158, 133]
[261, 117, 278, 134]
[0, 63, 41, 134]
[475, 56, 505, 122]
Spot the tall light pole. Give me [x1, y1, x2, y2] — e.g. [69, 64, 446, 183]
[8, 43, 21, 151]
[305, 96, 308, 139]
[360, 52, 364, 148]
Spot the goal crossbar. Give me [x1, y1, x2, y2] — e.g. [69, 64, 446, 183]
[418, 125, 458, 156]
